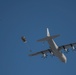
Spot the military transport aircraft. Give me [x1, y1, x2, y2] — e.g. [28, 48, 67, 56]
[29, 28, 76, 63]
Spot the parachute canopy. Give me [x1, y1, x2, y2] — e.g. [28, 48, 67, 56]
[21, 36, 27, 43]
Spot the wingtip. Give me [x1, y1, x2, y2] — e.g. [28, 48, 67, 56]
[28, 54, 32, 56]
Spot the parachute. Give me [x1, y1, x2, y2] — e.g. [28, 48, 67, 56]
[21, 36, 27, 43]
[21, 36, 32, 52]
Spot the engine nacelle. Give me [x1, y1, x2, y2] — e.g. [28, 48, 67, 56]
[50, 52, 54, 55]
[41, 52, 47, 58]
[48, 49, 54, 55]
[43, 53, 46, 57]
[70, 44, 76, 50]
[72, 46, 75, 49]
[64, 49, 68, 52]
[62, 46, 69, 52]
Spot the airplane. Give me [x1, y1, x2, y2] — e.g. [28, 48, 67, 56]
[29, 28, 76, 63]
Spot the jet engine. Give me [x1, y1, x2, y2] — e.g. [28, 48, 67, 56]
[70, 44, 76, 51]
[41, 52, 47, 58]
[62, 46, 69, 53]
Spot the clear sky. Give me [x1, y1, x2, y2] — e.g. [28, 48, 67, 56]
[0, 0, 76, 75]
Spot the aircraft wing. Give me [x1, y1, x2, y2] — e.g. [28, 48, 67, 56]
[29, 49, 52, 56]
[58, 42, 76, 51]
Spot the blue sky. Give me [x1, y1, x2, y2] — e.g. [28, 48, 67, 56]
[0, 0, 76, 75]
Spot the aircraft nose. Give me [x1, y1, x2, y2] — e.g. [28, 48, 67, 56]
[62, 54, 67, 63]
[63, 58, 67, 63]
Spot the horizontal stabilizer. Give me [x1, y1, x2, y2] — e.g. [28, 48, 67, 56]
[37, 37, 49, 42]
[51, 34, 60, 39]
[37, 34, 60, 42]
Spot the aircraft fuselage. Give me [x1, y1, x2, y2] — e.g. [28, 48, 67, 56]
[48, 38, 67, 63]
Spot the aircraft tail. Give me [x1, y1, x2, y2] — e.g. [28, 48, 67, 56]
[47, 28, 50, 37]
[37, 28, 60, 42]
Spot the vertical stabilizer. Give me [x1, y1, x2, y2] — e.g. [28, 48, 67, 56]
[47, 28, 50, 37]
